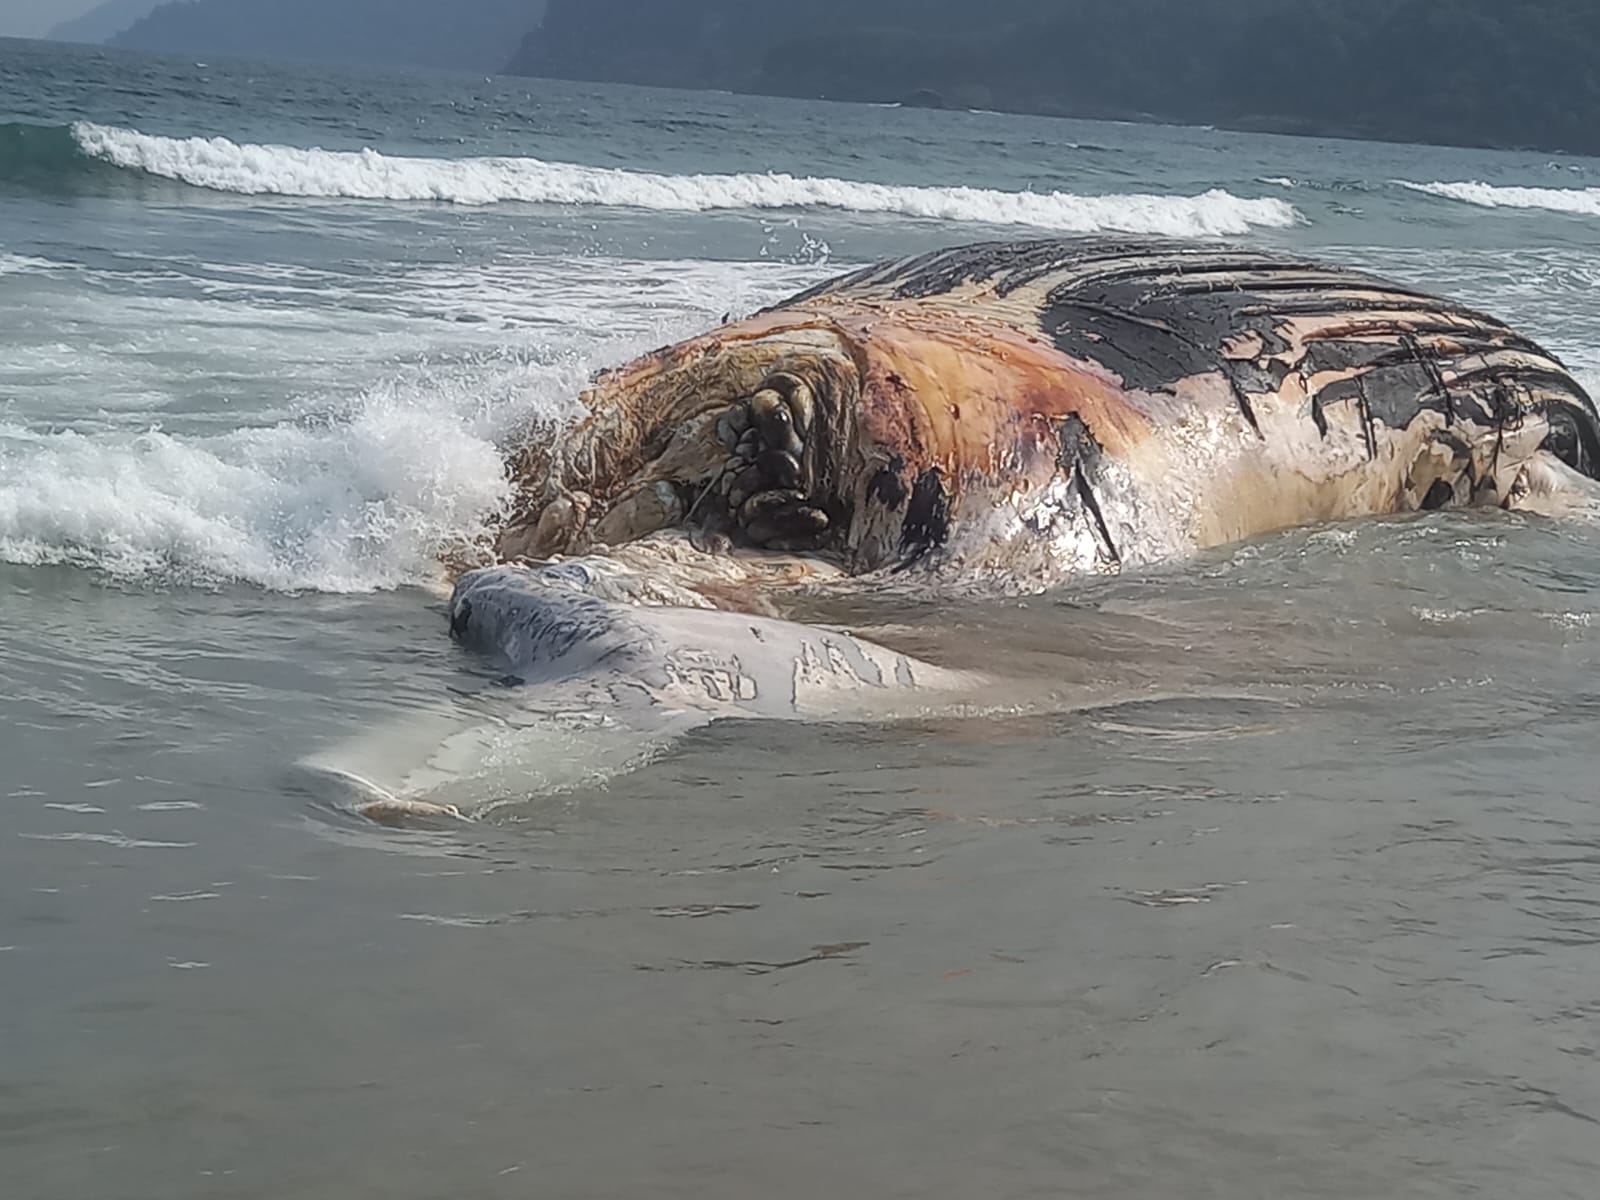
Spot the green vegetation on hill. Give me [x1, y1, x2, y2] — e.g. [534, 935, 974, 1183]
[507, 0, 1600, 154]
[48, 0, 165, 44]
[111, 0, 546, 72]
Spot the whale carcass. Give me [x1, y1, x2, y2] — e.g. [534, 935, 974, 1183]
[493, 237, 1599, 593]
[331, 238, 1600, 819]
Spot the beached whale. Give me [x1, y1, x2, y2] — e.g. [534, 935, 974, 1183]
[501, 237, 1600, 586]
[322, 237, 1600, 821]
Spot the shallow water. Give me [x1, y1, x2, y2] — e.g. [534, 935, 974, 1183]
[4, 36, 1600, 1199]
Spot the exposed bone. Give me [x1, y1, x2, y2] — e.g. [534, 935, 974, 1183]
[739, 488, 810, 526]
[501, 490, 591, 561]
[790, 505, 829, 531]
[713, 370, 833, 549]
[748, 389, 785, 424]
[755, 449, 804, 490]
[747, 504, 829, 548]
[728, 463, 766, 510]
[689, 526, 735, 555]
[751, 398, 805, 460]
[765, 372, 816, 437]
[591, 481, 685, 547]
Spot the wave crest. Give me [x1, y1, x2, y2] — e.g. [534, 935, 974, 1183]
[1399, 179, 1600, 216]
[0, 362, 537, 592]
[0, 254, 818, 594]
[62, 121, 1300, 235]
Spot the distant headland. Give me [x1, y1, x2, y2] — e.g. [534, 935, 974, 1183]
[84, 0, 548, 73]
[506, 0, 1600, 157]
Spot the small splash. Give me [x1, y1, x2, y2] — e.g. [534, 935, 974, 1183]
[1548, 612, 1595, 629]
[1305, 528, 1360, 549]
[651, 904, 762, 919]
[0, 356, 546, 592]
[19, 832, 195, 848]
[399, 908, 622, 926]
[1124, 882, 1248, 907]
[0, 252, 60, 276]
[1413, 607, 1486, 623]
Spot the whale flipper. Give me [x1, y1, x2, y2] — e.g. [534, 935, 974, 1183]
[446, 562, 986, 723]
[303, 562, 985, 822]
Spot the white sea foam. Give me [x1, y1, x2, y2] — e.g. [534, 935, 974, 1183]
[0, 254, 820, 593]
[0, 361, 541, 591]
[0, 252, 61, 276]
[71, 122, 1301, 236]
[1398, 180, 1600, 216]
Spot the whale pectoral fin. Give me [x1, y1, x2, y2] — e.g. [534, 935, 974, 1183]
[356, 797, 467, 828]
[293, 762, 470, 827]
[302, 565, 993, 823]
[296, 679, 706, 823]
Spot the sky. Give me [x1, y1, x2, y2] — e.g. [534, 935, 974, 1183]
[1, 0, 105, 37]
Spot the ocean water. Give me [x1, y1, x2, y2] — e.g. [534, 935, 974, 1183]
[4, 35, 1600, 1199]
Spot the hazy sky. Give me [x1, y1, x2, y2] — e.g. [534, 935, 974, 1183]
[1, 0, 103, 37]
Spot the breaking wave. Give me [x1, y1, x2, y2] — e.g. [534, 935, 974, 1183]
[0, 361, 539, 593]
[1399, 180, 1600, 216]
[0, 120, 1306, 235]
[0, 254, 817, 593]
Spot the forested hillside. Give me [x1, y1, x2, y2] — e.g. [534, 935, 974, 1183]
[47, 0, 165, 44]
[508, 0, 1600, 154]
[112, 0, 545, 71]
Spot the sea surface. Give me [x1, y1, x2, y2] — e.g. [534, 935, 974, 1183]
[4, 35, 1600, 1199]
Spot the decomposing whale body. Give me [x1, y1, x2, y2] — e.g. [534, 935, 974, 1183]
[502, 237, 1600, 586]
[322, 238, 1600, 821]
